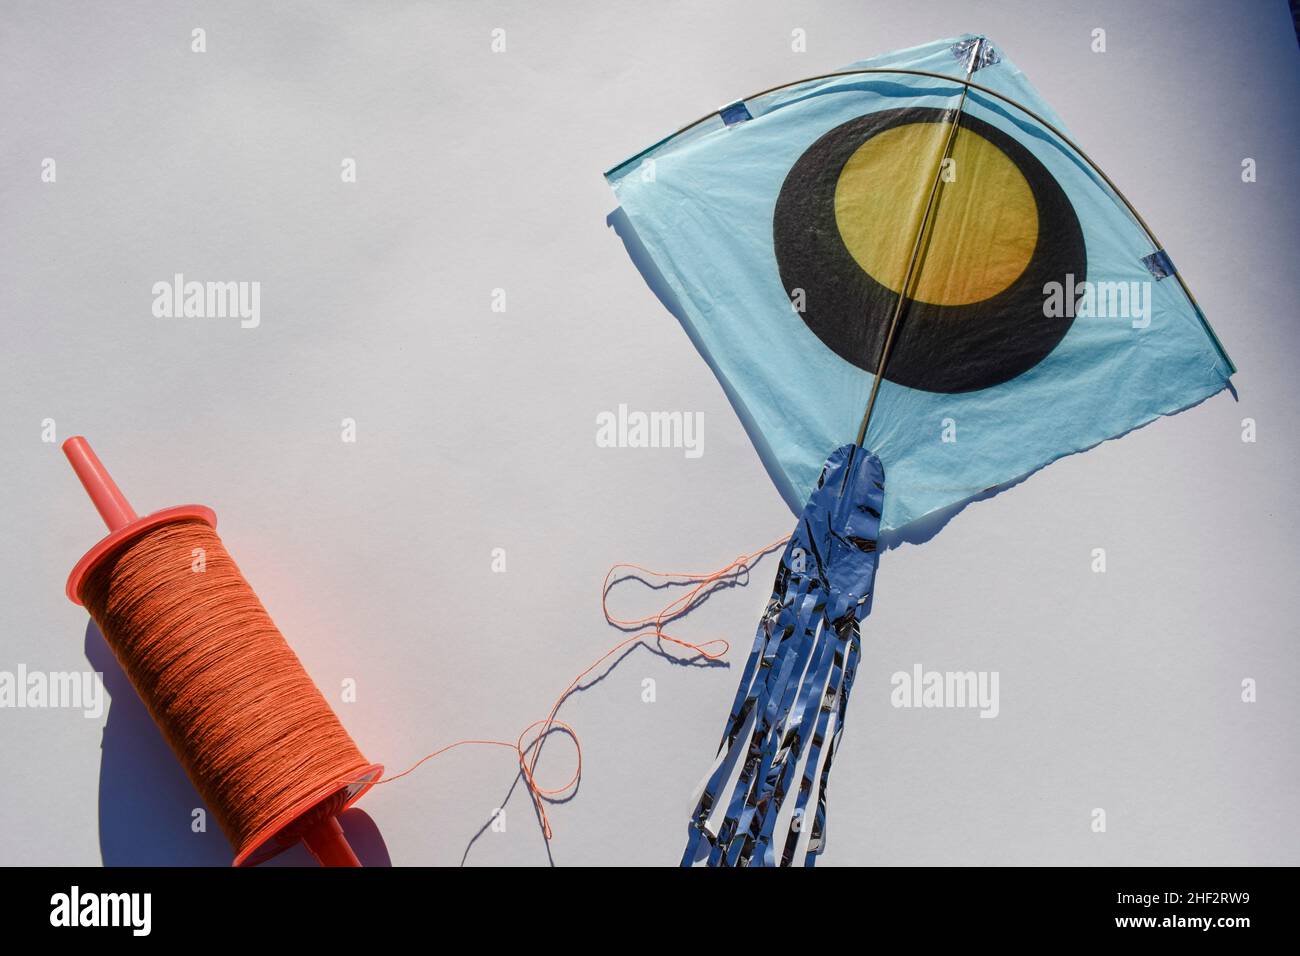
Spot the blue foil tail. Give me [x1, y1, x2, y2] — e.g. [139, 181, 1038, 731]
[681, 444, 884, 867]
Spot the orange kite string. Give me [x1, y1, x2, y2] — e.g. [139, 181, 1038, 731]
[377, 534, 791, 840]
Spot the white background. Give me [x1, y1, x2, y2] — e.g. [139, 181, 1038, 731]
[1, 0, 1297, 865]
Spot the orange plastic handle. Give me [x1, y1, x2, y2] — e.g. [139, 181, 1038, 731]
[63, 436, 138, 532]
[302, 817, 361, 867]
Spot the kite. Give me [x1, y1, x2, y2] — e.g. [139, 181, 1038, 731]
[604, 35, 1234, 866]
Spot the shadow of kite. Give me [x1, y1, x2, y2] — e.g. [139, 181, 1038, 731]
[607, 206, 807, 516]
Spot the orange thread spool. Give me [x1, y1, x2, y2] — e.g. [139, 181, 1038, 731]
[63, 437, 381, 867]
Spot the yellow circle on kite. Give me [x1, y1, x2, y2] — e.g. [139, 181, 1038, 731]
[833, 122, 1039, 307]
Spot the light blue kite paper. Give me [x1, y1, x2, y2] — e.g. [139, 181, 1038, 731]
[606, 35, 1234, 531]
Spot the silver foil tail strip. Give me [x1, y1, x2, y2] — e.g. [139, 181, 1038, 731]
[681, 443, 884, 867]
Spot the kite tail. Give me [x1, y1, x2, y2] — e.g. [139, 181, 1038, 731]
[681, 444, 884, 867]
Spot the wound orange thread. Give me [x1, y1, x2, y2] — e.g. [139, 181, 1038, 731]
[80, 519, 375, 859]
[378, 534, 791, 841]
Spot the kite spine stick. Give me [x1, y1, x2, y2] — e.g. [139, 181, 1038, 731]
[856, 39, 980, 447]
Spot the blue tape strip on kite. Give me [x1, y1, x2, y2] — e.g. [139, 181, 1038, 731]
[719, 100, 752, 126]
[1141, 248, 1176, 280]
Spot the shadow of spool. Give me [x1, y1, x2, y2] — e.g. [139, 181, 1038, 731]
[84, 620, 391, 867]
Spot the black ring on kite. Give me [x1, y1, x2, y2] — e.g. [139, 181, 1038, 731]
[774, 106, 1085, 393]
[604, 67, 1234, 376]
